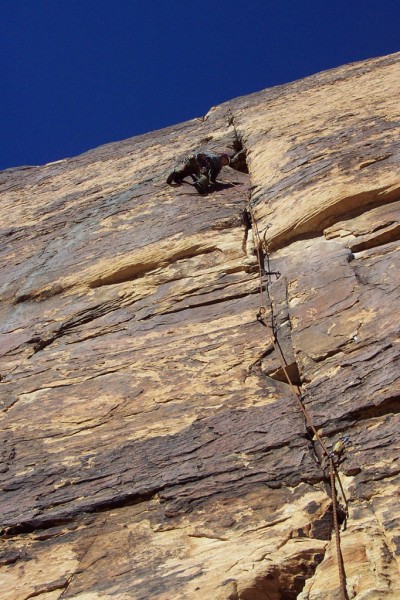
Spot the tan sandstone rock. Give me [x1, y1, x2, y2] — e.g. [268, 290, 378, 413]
[0, 52, 399, 599]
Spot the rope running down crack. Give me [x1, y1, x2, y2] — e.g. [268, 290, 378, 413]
[247, 191, 349, 600]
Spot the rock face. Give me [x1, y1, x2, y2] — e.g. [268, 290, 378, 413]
[0, 53, 399, 600]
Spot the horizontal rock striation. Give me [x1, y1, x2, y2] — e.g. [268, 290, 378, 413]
[1, 52, 399, 599]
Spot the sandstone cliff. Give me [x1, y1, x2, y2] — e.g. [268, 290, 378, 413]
[0, 53, 399, 600]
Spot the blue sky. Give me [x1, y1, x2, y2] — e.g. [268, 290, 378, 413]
[1, 0, 399, 171]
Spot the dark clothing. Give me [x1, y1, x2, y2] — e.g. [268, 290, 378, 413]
[167, 152, 225, 193]
[185, 152, 223, 181]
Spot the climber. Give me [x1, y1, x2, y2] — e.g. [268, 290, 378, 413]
[166, 151, 230, 194]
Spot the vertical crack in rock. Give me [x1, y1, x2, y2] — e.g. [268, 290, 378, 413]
[226, 109, 250, 175]
[261, 226, 353, 599]
[235, 151, 337, 599]
[241, 208, 252, 257]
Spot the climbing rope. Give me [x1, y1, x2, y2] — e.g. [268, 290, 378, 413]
[247, 192, 348, 600]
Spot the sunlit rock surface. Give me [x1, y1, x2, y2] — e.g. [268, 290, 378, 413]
[1, 52, 399, 600]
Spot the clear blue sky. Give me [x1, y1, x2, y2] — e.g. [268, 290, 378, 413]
[1, 0, 399, 171]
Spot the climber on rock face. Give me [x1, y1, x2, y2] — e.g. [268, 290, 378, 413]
[166, 151, 230, 194]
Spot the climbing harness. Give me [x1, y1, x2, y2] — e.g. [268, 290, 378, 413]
[246, 191, 349, 600]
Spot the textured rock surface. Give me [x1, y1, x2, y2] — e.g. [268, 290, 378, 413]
[1, 53, 399, 599]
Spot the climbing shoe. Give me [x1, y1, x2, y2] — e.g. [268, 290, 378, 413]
[194, 180, 207, 194]
[166, 170, 184, 185]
